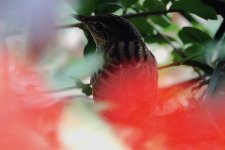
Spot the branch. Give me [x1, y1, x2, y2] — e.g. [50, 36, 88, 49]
[123, 9, 181, 18]
[184, 60, 213, 75]
[145, 18, 186, 58]
[158, 56, 194, 70]
[48, 86, 77, 93]
[54, 23, 83, 30]
[55, 9, 181, 30]
[158, 62, 179, 70]
[158, 59, 213, 75]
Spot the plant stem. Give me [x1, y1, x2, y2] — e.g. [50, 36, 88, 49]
[55, 9, 181, 30]
[123, 9, 181, 18]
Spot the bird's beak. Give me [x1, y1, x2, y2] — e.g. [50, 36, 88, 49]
[71, 14, 89, 23]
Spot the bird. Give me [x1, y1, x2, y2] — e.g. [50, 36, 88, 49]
[72, 14, 158, 124]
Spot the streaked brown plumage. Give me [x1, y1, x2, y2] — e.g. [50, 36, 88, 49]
[73, 14, 158, 123]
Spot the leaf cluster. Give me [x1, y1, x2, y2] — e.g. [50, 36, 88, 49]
[65, 0, 225, 97]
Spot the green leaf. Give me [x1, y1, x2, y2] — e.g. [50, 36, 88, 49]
[172, 49, 213, 74]
[120, 0, 138, 7]
[184, 44, 205, 63]
[129, 17, 154, 36]
[150, 16, 171, 28]
[66, 0, 96, 15]
[178, 27, 212, 44]
[143, 0, 166, 11]
[184, 60, 213, 75]
[95, 3, 123, 14]
[170, 0, 217, 20]
[172, 50, 183, 62]
[76, 79, 92, 96]
[145, 34, 176, 44]
[162, 0, 171, 5]
[96, 0, 119, 3]
[83, 31, 96, 56]
[84, 40, 96, 56]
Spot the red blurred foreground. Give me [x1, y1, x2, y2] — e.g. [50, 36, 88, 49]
[1, 56, 225, 150]
[114, 104, 225, 150]
[108, 86, 225, 150]
[0, 57, 63, 150]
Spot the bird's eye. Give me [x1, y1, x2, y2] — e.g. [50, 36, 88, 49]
[93, 23, 104, 31]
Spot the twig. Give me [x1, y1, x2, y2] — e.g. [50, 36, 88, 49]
[158, 62, 179, 70]
[184, 60, 213, 75]
[55, 9, 182, 30]
[158, 60, 213, 75]
[158, 56, 214, 74]
[48, 86, 77, 93]
[158, 56, 195, 70]
[123, 9, 181, 18]
[145, 17, 186, 58]
[50, 76, 202, 95]
[54, 23, 83, 30]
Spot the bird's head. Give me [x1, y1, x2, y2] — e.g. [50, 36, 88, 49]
[72, 14, 143, 52]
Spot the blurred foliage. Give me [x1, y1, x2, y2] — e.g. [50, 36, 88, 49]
[63, 0, 225, 97]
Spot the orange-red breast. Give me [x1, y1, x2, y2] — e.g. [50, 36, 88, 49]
[73, 14, 158, 124]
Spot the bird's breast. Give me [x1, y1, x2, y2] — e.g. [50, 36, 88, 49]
[92, 58, 158, 122]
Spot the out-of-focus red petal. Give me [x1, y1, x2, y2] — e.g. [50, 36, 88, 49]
[0, 57, 64, 150]
[112, 102, 225, 150]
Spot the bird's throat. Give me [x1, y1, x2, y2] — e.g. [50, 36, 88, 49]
[104, 40, 149, 64]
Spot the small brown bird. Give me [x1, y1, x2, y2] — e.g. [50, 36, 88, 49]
[73, 14, 158, 124]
